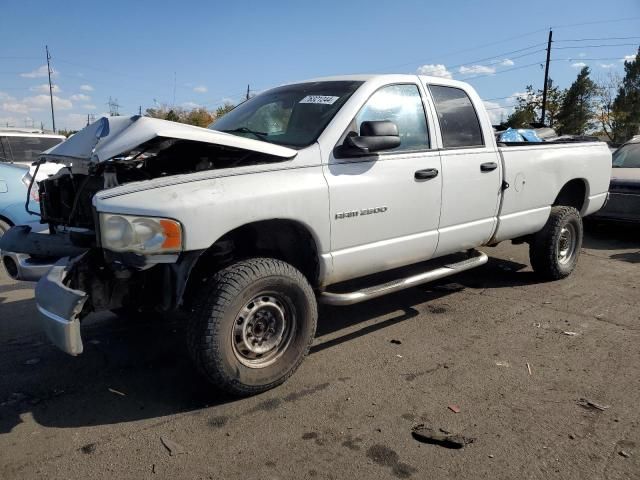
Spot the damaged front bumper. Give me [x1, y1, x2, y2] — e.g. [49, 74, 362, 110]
[35, 257, 88, 355]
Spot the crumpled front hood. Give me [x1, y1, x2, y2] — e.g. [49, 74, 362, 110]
[41, 116, 297, 162]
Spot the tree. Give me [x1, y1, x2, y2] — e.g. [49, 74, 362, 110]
[183, 107, 214, 127]
[611, 47, 640, 143]
[556, 67, 597, 135]
[594, 72, 623, 142]
[215, 103, 235, 119]
[505, 81, 564, 129]
[505, 85, 538, 128]
[165, 109, 180, 122]
[542, 82, 564, 129]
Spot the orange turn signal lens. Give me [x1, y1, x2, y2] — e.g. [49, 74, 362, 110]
[159, 219, 182, 250]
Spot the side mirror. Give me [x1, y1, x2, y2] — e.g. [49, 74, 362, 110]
[336, 120, 400, 157]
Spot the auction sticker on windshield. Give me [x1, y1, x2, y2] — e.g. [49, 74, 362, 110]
[299, 95, 339, 105]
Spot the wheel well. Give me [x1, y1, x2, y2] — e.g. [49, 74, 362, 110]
[184, 220, 320, 302]
[553, 179, 587, 212]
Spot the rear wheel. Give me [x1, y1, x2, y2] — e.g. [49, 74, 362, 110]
[187, 257, 317, 396]
[529, 206, 583, 280]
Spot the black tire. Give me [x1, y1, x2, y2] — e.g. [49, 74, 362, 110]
[529, 206, 583, 280]
[187, 257, 317, 396]
[0, 219, 10, 238]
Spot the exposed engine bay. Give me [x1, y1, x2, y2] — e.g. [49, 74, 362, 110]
[37, 139, 287, 230]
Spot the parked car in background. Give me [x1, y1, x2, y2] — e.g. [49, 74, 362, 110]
[0, 162, 40, 237]
[592, 136, 640, 223]
[0, 129, 66, 181]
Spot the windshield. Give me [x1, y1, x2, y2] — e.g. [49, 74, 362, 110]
[210, 81, 363, 148]
[0, 136, 64, 164]
[613, 143, 640, 168]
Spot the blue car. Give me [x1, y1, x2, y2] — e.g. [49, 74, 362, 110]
[0, 162, 41, 238]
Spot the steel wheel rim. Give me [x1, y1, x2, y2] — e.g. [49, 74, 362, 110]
[557, 223, 577, 265]
[231, 293, 295, 368]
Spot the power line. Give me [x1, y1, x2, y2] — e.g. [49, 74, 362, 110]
[556, 36, 640, 42]
[550, 16, 640, 30]
[446, 44, 547, 70]
[555, 43, 639, 50]
[463, 60, 545, 80]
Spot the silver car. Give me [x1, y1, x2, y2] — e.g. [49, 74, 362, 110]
[594, 137, 640, 223]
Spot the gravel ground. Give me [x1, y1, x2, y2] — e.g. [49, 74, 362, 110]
[1, 223, 639, 480]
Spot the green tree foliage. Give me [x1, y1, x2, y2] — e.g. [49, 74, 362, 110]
[611, 48, 640, 143]
[215, 103, 235, 119]
[505, 82, 564, 128]
[165, 109, 180, 122]
[145, 104, 225, 127]
[505, 85, 538, 128]
[556, 67, 597, 135]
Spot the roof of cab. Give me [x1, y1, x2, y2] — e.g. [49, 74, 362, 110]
[279, 73, 472, 89]
[0, 130, 65, 140]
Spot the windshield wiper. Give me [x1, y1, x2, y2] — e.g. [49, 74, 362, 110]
[219, 127, 269, 140]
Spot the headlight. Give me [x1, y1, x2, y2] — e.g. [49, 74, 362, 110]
[99, 214, 182, 254]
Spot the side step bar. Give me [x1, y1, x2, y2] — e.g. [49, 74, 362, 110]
[319, 250, 488, 306]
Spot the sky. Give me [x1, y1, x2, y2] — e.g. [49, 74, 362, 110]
[1, 0, 639, 131]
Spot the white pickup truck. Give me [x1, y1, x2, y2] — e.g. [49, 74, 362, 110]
[0, 74, 611, 395]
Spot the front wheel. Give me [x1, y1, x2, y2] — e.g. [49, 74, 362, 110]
[187, 257, 317, 396]
[529, 206, 583, 280]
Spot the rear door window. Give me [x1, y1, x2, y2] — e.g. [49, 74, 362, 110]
[429, 85, 484, 148]
[1, 136, 63, 164]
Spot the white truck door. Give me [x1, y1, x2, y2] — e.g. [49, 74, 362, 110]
[324, 83, 442, 284]
[425, 84, 502, 256]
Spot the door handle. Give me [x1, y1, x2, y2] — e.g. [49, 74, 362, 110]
[414, 168, 439, 180]
[480, 162, 498, 172]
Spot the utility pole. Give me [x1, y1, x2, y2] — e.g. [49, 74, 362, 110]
[138, 105, 142, 116]
[107, 97, 121, 116]
[172, 72, 177, 107]
[46, 45, 56, 133]
[246, 84, 250, 100]
[540, 29, 553, 125]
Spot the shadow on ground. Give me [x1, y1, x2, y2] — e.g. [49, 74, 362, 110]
[584, 221, 640, 256]
[0, 255, 536, 434]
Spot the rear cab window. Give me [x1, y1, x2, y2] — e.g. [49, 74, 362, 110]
[0, 135, 64, 164]
[428, 85, 484, 149]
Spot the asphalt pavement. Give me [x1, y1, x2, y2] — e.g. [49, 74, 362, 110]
[1, 223, 639, 479]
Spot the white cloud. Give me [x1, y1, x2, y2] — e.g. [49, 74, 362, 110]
[416, 64, 452, 79]
[2, 100, 30, 114]
[63, 113, 92, 130]
[571, 62, 587, 68]
[80, 84, 94, 91]
[621, 54, 636, 62]
[30, 84, 61, 93]
[182, 101, 201, 109]
[600, 63, 615, 69]
[483, 100, 511, 124]
[27, 95, 73, 110]
[193, 85, 207, 93]
[501, 58, 515, 66]
[510, 91, 532, 102]
[459, 64, 496, 75]
[70, 93, 90, 102]
[20, 65, 57, 78]
[1, 94, 72, 114]
[81, 104, 96, 109]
